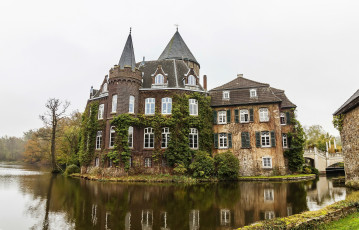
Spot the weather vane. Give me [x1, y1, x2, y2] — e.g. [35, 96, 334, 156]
[174, 24, 179, 31]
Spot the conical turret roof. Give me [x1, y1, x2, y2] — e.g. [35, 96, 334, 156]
[119, 32, 136, 70]
[158, 31, 198, 65]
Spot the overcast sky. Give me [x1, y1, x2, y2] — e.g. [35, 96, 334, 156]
[1, 0, 358, 137]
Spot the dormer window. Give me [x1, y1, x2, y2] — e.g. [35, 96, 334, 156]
[223, 91, 230, 99]
[155, 74, 164, 84]
[188, 75, 196, 85]
[250, 89, 257, 98]
[102, 83, 108, 92]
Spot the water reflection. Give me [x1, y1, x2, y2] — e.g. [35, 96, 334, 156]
[0, 163, 349, 230]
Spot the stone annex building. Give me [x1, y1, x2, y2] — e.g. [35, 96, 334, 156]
[85, 30, 296, 176]
[334, 90, 359, 184]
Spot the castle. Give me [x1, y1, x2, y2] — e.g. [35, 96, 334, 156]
[82, 29, 296, 176]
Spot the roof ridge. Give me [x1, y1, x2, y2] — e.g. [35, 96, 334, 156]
[210, 76, 269, 91]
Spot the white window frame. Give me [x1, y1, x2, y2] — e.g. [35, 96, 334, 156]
[250, 89, 257, 98]
[109, 126, 115, 148]
[128, 126, 133, 148]
[189, 99, 198, 116]
[262, 157, 272, 168]
[220, 209, 231, 226]
[240, 109, 249, 123]
[145, 98, 155, 115]
[259, 108, 269, 122]
[188, 75, 196, 85]
[129, 96, 135, 113]
[280, 112, 286, 125]
[111, 95, 117, 113]
[223, 91, 230, 99]
[144, 127, 154, 148]
[218, 111, 227, 124]
[261, 131, 271, 147]
[98, 104, 104, 120]
[144, 157, 152, 168]
[161, 127, 170, 148]
[264, 189, 274, 202]
[265, 211, 275, 220]
[189, 128, 198, 149]
[155, 74, 164, 84]
[95, 157, 100, 167]
[161, 98, 172, 115]
[96, 131, 102, 150]
[219, 133, 228, 149]
[282, 134, 288, 148]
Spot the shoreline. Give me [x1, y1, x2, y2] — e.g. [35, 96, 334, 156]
[71, 173, 316, 183]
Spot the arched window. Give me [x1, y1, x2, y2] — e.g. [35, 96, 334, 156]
[188, 75, 196, 85]
[144, 127, 154, 148]
[155, 74, 164, 84]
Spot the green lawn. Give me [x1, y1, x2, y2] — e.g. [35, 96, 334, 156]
[319, 212, 359, 230]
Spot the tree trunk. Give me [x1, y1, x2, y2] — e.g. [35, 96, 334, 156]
[50, 120, 57, 173]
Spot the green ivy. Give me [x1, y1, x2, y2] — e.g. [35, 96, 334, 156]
[79, 102, 102, 166]
[333, 114, 344, 132]
[284, 111, 306, 173]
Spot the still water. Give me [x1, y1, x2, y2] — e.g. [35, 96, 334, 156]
[0, 163, 349, 230]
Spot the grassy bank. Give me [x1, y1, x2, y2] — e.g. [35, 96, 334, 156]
[318, 211, 359, 229]
[238, 190, 359, 229]
[71, 173, 316, 183]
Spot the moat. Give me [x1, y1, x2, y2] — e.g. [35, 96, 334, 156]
[0, 163, 349, 230]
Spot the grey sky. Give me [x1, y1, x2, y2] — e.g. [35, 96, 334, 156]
[1, 0, 358, 137]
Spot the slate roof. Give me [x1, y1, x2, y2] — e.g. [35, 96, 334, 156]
[209, 76, 296, 108]
[158, 31, 199, 66]
[138, 59, 204, 91]
[118, 33, 136, 71]
[334, 89, 359, 115]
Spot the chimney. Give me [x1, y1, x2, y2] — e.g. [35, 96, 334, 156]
[203, 75, 207, 91]
[237, 74, 243, 78]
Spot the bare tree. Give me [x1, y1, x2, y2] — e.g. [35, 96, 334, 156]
[40, 98, 70, 173]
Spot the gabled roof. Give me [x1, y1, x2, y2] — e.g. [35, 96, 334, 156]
[118, 33, 136, 71]
[210, 75, 269, 91]
[334, 89, 359, 115]
[138, 59, 204, 91]
[158, 31, 199, 66]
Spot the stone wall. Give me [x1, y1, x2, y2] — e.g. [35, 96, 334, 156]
[341, 106, 359, 183]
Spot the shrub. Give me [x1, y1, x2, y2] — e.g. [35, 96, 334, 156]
[214, 151, 239, 180]
[64, 164, 80, 175]
[173, 163, 187, 175]
[189, 151, 215, 178]
[89, 166, 102, 175]
[302, 165, 319, 176]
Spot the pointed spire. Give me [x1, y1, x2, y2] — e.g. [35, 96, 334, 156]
[158, 30, 198, 65]
[119, 29, 136, 71]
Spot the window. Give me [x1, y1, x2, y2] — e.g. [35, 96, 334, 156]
[108, 160, 112, 167]
[129, 96, 135, 113]
[161, 127, 170, 148]
[155, 74, 164, 84]
[189, 128, 198, 149]
[98, 104, 104, 120]
[265, 211, 275, 220]
[189, 210, 200, 229]
[189, 99, 198, 115]
[280, 113, 286, 125]
[144, 157, 152, 167]
[144, 127, 154, 148]
[282, 134, 288, 148]
[241, 132, 251, 148]
[129, 157, 132, 167]
[161, 98, 172, 114]
[109, 126, 115, 148]
[259, 108, 269, 122]
[128, 126, 133, 148]
[240, 109, 249, 123]
[264, 189, 274, 202]
[250, 89, 257, 98]
[261, 131, 271, 147]
[96, 131, 102, 150]
[219, 133, 228, 149]
[95, 157, 100, 167]
[188, 75, 196, 85]
[220, 209, 231, 226]
[145, 98, 155, 115]
[262, 157, 272, 168]
[218, 111, 227, 124]
[102, 83, 108, 92]
[223, 91, 230, 99]
[111, 95, 117, 113]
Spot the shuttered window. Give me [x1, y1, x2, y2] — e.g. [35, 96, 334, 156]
[241, 132, 250, 148]
[235, 109, 239, 123]
[228, 133, 232, 148]
[226, 110, 231, 124]
[213, 133, 218, 148]
[249, 109, 254, 122]
[286, 112, 291, 125]
[255, 132, 261, 148]
[213, 110, 217, 124]
[270, 131, 276, 147]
